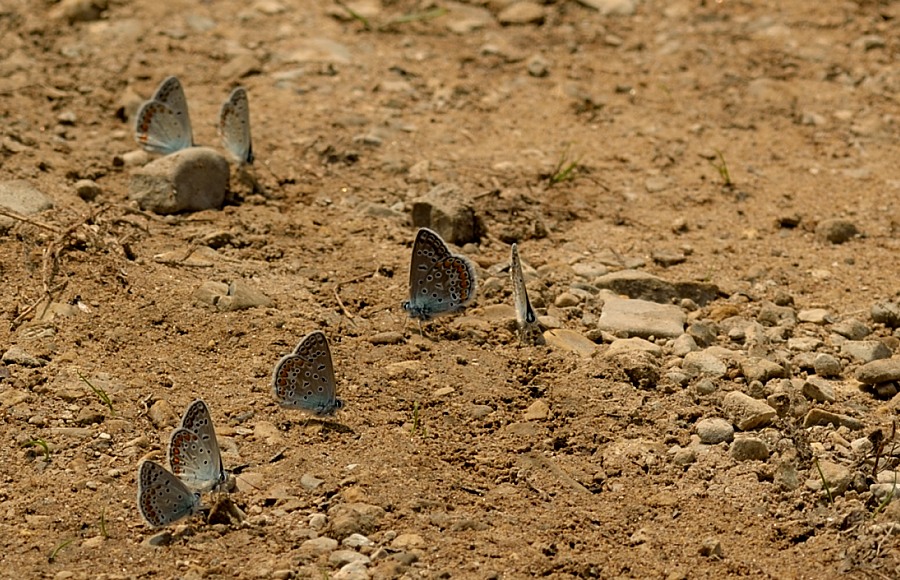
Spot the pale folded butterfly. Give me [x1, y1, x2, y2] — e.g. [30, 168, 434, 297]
[510, 243, 544, 345]
[218, 86, 254, 165]
[272, 331, 344, 416]
[168, 399, 228, 493]
[134, 76, 193, 154]
[402, 228, 477, 321]
[137, 460, 202, 528]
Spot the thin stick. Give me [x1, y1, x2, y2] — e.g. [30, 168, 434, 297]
[333, 286, 358, 328]
[0, 207, 60, 233]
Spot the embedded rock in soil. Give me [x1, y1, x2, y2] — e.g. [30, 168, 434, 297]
[815, 218, 859, 244]
[543, 329, 596, 357]
[410, 183, 479, 244]
[0, 180, 54, 233]
[730, 436, 769, 461]
[723, 391, 777, 430]
[129, 147, 229, 214]
[695, 417, 734, 444]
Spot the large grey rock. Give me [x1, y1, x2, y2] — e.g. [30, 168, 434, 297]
[0, 180, 54, 232]
[841, 340, 891, 363]
[695, 418, 734, 444]
[129, 147, 229, 214]
[855, 358, 900, 385]
[597, 297, 685, 339]
[410, 183, 478, 244]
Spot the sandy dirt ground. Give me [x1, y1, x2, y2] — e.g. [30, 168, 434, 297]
[1, 0, 900, 578]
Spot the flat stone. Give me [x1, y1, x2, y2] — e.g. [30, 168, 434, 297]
[597, 297, 685, 339]
[832, 318, 870, 340]
[410, 183, 477, 244]
[723, 391, 777, 430]
[730, 436, 770, 461]
[813, 353, 842, 377]
[592, 270, 676, 304]
[695, 417, 734, 444]
[841, 340, 891, 363]
[798, 308, 833, 324]
[682, 350, 727, 378]
[802, 376, 837, 403]
[803, 409, 863, 430]
[816, 218, 859, 244]
[856, 358, 900, 385]
[129, 147, 229, 214]
[543, 329, 596, 357]
[605, 337, 662, 357]
[332, 562, 369, 580]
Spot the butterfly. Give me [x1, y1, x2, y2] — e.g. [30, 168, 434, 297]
[137, 460, 202, 528]
[402, 228, 477, 321]
[272, 330, 344, 416]
[218, 86, 254, 165]
[134, 76, 194, 155]
[510, 243, 544, 345]
[168, 399, 228, 493]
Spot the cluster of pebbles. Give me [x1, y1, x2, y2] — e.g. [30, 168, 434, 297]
[480, 260, 900, 508]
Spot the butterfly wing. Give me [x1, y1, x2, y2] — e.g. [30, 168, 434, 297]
[137, 460, 201, 528]
[134, 100, 193, 154]
[404, 228, 476, 320]
[510, 243, 543, 344]
[152, 76, 192, 140]
[169, 400, 225, 492]
[272, 330, 343, 415]
[218, 87, 254, 165]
